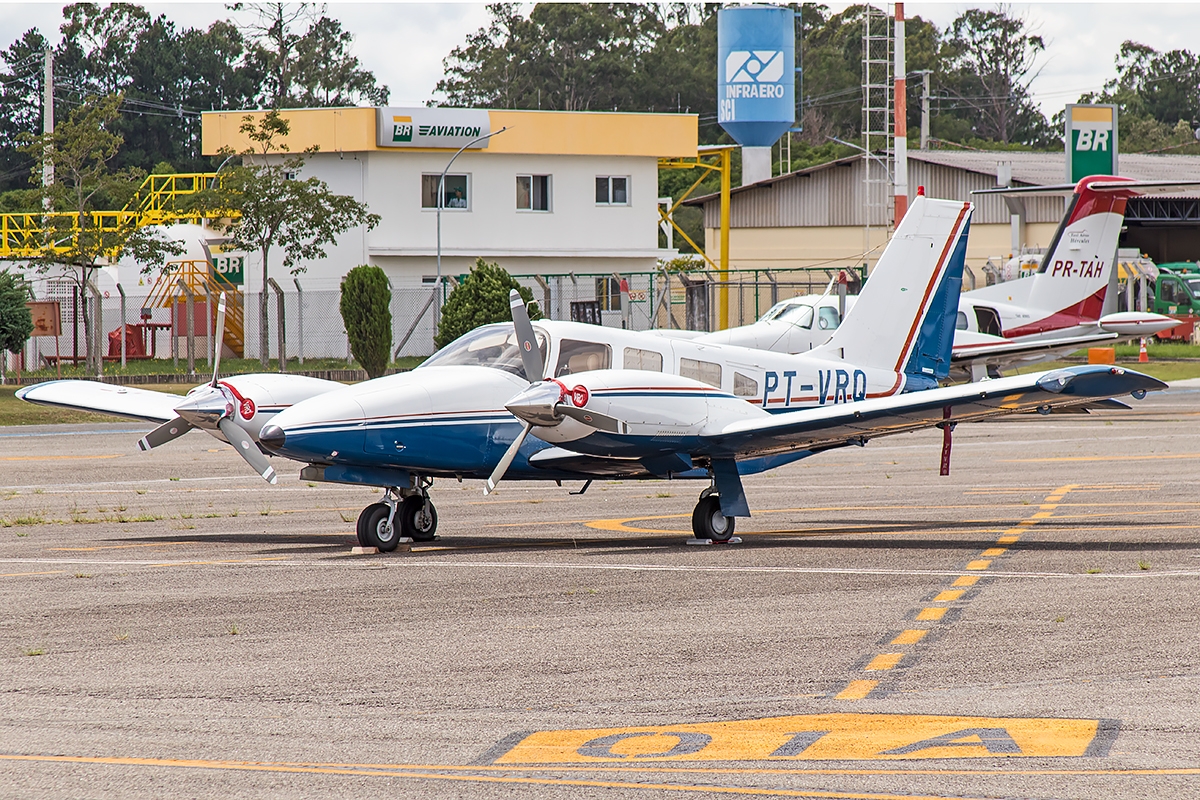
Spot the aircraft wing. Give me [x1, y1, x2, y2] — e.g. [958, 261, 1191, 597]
[16, 380, 182, 424]
[701, 365, 1164, 459]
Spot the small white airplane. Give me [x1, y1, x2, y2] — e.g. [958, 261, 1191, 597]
[16, 294, 343, 482]
[254, 192, 1164, 548]
[699, 175, 1185, 379]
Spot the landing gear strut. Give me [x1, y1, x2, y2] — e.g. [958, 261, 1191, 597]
[690, 487, 736, 542]
[356, 480, 438, 551]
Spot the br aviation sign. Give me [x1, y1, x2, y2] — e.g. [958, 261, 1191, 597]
[376, 107, 491, 149]
[1066, 104, 1118, 183]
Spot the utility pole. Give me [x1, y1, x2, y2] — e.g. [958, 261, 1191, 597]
[917, 70, 932, 150]
[892, 2, 907, 225]
[42, 49, 53, 211]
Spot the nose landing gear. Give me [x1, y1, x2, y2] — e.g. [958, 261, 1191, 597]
[356, 479, 439, 551]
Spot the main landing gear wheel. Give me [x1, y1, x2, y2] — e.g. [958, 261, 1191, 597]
[399, 495, 438, 541]
[359, 502, 401, 552]
[692, 495, 735, 542]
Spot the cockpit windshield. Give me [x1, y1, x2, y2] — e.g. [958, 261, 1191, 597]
[418, 324, 549, 377]
[761, 301, 815, 328]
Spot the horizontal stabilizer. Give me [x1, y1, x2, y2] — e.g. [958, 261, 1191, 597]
[705, 365, 1165, 459]
[975, 179, 1200, 197]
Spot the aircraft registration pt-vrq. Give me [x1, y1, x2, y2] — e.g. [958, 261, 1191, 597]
[255, 192, 1165, 549]
[699, 175, 1190, 379]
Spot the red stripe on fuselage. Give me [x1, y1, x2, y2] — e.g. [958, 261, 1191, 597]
[1004, 288, 1107, 337]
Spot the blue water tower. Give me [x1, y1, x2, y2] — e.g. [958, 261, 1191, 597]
[718, 5, 795, 185]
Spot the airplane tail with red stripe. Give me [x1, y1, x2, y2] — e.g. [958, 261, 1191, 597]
[812, 193, 973, 384]
[968, 176, 1141, 335]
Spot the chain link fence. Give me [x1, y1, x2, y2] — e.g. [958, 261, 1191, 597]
[14, 265, 860, 374]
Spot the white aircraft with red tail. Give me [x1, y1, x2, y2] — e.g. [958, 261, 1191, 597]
[700, 176, 1189, 379]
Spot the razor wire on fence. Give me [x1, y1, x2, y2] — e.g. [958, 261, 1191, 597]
[16, 265, 862, 373]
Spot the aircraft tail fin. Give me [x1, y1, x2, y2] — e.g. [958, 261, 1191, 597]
[968, 176, 1142, 333]
[813, 193, 973, 386]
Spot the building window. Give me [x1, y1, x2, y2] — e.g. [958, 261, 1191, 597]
[422, 174, 470, 209]
[680, 358, 722, 388]
[516, 174, 550, 211]
[624, 347, 663, 372]
[595, 175, 629, 205]
[733, 372, 758, 397]
[595, 277, 622, 311]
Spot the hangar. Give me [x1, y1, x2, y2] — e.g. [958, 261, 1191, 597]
[686, 151, 1200, 287]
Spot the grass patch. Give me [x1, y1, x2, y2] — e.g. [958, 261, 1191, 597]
[23, 648, 45, 657]
[1138, 560, 1151, 571]
[1085, 568, 1102, 574]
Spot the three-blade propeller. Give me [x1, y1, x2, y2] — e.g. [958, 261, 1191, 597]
[136, 293, 279, 484]
[484, 291, 627, 495]
[484, 291, 543, 495]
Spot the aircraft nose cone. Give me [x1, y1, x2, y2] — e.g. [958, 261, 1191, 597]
[258, 424, 286, 454]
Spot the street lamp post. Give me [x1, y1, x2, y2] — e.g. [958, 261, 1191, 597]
[435, 126, 508, 333]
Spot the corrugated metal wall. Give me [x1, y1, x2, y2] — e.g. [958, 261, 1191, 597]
[703, 158, 1063, 229]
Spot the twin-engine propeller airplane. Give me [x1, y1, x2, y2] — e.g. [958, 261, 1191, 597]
[699, 175, 1189, 379]
[16, 294, 343, 481]
[255, 193, 1164, 549]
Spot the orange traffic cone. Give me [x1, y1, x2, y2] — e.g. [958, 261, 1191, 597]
[1139, 338, 1149, 363]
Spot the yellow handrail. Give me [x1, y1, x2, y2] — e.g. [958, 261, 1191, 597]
[0, 172, 225, 259]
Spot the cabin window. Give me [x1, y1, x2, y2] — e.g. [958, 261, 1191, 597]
[975, 307, 1002, 336]
[956, 311, 969, 330]
[817, 307, 840, 330]
[680, 358, 722, 388]
[516, 174, 551, 211]
[555, 339, 611, 376]
[422, 173, 469, 209]
[733, 371, 758, 397]
[775, 304, 814, 328]
[624, 347, 663, 372]
[420, 324, 547, 377]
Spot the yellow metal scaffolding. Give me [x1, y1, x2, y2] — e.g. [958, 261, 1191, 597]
[657, 144, 734, 330]
[0, 172, 222, 259]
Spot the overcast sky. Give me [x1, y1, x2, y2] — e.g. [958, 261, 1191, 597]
[2, 1, 1198, 115]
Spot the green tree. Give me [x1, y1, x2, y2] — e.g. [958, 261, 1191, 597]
[0, 269, 34, 360]
[435, 259, 540, 350]
[234, 2, 388, 108]
[191, 110, 381, 366]
[339, 265, 392, 379]
[18, 92, 183, 369]
[938, 8, 1053, 146]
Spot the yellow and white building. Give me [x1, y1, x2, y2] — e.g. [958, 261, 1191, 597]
[202, 106, 697, 293]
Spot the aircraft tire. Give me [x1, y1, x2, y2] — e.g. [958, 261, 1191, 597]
[355, 505, 375, 547]
[692, 495, 735, 542]
[399, 496, 438, 542]
[361, 502, 401, 552]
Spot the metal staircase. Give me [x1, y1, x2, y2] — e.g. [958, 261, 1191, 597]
[146, 259, 245, 357]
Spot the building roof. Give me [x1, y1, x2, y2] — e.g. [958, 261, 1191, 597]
[685, 149, 1200, 206]
[908, 150, 1200, 186]
[202, 107, 697, 158]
